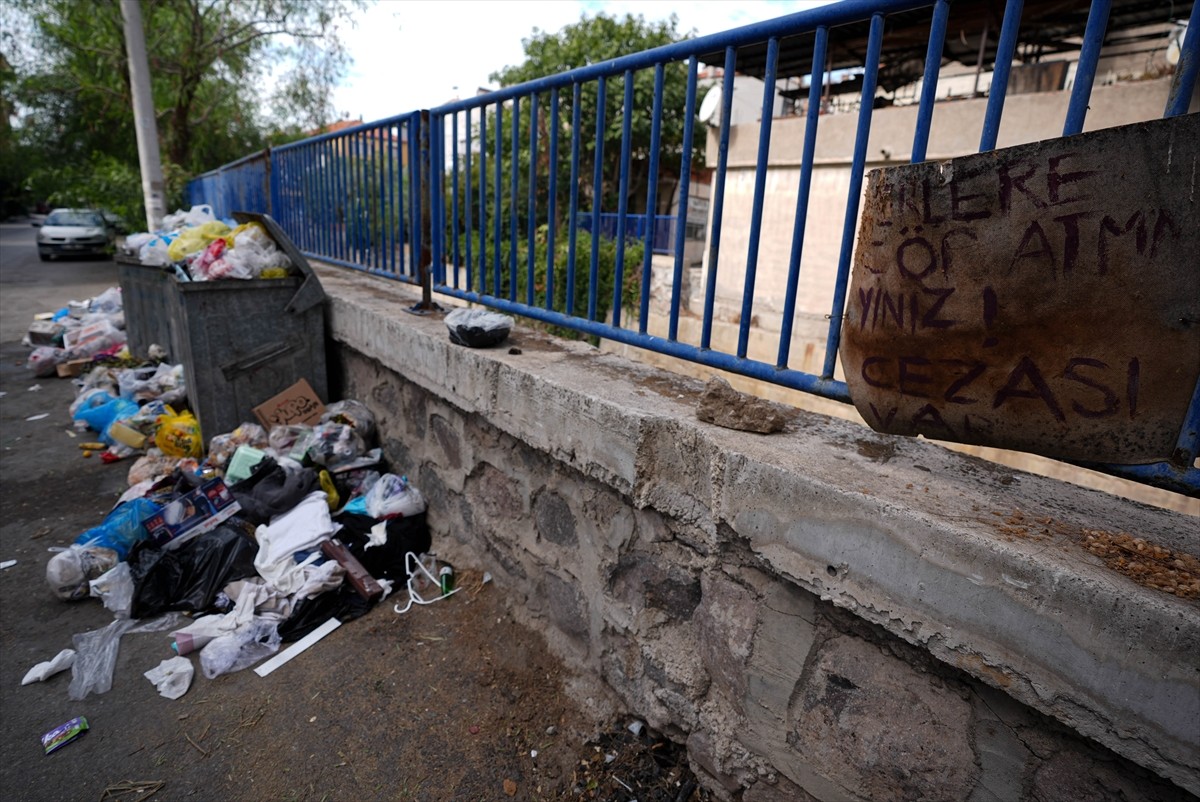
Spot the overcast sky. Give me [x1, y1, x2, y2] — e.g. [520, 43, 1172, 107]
[332, 0, 826, 123]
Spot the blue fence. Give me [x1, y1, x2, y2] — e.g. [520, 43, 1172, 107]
[578, 213, 678, 254]
[187, 0, 1200, 496]
[186, 150, 270, 220]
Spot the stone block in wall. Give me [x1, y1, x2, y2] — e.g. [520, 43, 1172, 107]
[786, 634, 978, 801]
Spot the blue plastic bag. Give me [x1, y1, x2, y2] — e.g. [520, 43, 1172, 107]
[74, 498, 161, 561]
[74, 395, 139, 445]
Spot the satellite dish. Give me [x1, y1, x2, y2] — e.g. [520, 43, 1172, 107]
[698, 86, 723, 127]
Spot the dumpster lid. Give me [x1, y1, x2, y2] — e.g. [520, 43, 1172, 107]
[232, 211, 325, 315]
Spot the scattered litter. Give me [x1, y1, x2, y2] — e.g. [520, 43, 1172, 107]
[69, 613, 183, 700]
[503, 778, 518, 796]
[393, 553, 460, 615]
[99, 779, 166, 802]
[143, 656, 194, 700]
[628, 719, 645, 736]
[28, 384, 41, 392]
[22, 649, 76, 685]
[41, 716, 88, 754]
[531, 749, 538, 759]
[253, 617, 341, 678]
[25, 413, 49, 422]
[0, 559, 15, 570]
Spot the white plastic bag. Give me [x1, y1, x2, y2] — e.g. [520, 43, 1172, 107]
[47, 545, 119, 601]
[68, 613, 182, 700]
[138, 233, 177, 266]
[21, 649, 76, 685]
[89, 287, 123, 315]
[143, 656, 194, 700]
[27, 346, 65, 377]
[89, 561, 134, 618]
[199, 618, 281, 679]
[364, 473, 427, 519]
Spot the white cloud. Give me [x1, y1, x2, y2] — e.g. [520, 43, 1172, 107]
[334, 0, 824, 124]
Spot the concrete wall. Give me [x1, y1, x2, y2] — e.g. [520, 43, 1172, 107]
[315, 263, 1200, 801]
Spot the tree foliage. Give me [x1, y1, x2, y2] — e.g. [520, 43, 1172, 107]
[1, 0, 360, 221]
[489, 12, 701, 217]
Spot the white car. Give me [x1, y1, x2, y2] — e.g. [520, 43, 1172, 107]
[34, 209, 114, 261]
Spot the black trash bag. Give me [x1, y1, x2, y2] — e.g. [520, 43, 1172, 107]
[333, 512, 432, 583]
[228, 456, 320, 525]
[444, 307, 514, 348]
[128, 524, 259, 619]
[277, 584, 373, 642]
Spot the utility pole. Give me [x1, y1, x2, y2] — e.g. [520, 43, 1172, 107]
[120, 0, 166, 231]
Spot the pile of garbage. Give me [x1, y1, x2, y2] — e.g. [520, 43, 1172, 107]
[25, 287, 131, 379]
[23, 316, 459, 707]
[123, 204, 293, 282]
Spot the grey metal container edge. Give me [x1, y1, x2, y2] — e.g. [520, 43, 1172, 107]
[172, 211, 328, 442]
[116, 256, 180, 361]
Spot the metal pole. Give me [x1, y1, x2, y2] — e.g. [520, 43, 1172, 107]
[120, 0, 166, 231]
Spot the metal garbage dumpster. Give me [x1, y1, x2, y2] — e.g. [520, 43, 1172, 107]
[171, 212, 328, 441]
[116, 257, 179, 361]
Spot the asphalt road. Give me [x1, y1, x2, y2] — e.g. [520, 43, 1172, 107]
[0, 221, 121, 343]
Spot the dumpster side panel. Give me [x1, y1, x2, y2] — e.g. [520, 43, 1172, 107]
[174, 279, 328, 440]
[117, 260, 178, 360]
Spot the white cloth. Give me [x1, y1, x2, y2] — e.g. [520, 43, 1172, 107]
[253, 491, 338, 594]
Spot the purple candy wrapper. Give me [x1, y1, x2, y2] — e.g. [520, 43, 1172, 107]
[42, 716, 89, 754]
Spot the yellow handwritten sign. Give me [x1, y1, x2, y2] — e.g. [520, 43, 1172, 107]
[841, 115, 1199, 464]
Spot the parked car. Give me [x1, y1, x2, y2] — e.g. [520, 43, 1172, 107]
[32, 209, 115, 261]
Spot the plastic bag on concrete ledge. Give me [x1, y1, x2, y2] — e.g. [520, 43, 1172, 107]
[444, 307, 514, 348]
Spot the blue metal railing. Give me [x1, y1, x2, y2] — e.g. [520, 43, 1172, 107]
[577, 213, 679, 254]
[269, 113, 424, 285]
[186, 0, 1200, 496]
[186, 150, 270, 220]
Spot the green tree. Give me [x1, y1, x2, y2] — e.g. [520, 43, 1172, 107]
[2, 0, 360, 221]
[490, 12, 702, 217]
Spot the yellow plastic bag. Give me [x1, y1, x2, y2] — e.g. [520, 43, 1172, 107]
[155, 410, 203, 458]
[166, 221, 231, 262]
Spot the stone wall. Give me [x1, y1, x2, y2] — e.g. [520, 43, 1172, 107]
[317, 264, 1199, 800]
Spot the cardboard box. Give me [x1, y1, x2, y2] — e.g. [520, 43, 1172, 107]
[141, 478, 241, 551]
[28, 320, 65, 346]
[252, 378, 325, 429]
[55, 359, 91, 379]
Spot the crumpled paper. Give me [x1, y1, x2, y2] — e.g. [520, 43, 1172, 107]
[22, 649, 76, 685]
[143, 656, 194, 700]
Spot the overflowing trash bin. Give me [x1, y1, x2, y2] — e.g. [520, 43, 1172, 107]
[118, 208, 328, 440]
